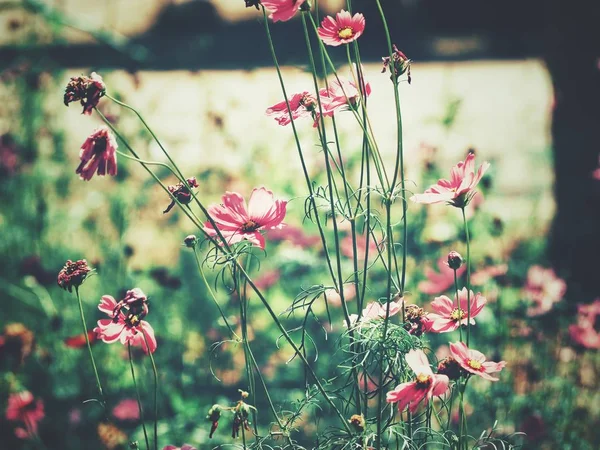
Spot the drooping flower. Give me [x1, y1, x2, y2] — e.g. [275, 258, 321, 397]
[427, 288, 487, 333]
[523, 265, 566, 316]
[57, 259, 92, 292]
[5, 391, 45, 439]
[381, 45, 412, 83]
[204, 187, 287, 250]
[317, 10, 365, 46]
[77, 126, 118, 181]
[260, 0, 306, 22]
[163, 177, 199, 214]
[93, 289, 157, 354]
[319, 76, 372, 117]
[418, 255, 466, 295]
[410, 151, 490, 208]
[64, 72, 106, 115]
[347, 300, 402, 328]
[266, 91, 317, 126]
[569, 299, 600, 349]
[112, 398, 140, 421]
[449, 342, 506, 381]
[386, 349, 449, 413]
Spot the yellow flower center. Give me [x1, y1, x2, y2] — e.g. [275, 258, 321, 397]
[241, 220, 259, 232]
[467, 359, 482, 370]
[415, 373, 431, 385]
[450, 308, 466, 321]
[338, 27, 354, 40]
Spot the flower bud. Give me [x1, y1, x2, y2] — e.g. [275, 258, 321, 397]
[446, 251, 463, 270]
[184, 235, 198, 248]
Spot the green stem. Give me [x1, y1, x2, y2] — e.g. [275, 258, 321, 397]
[142, 333, 159, 450]
[453, 269, 463, 342]
[461, 208, 472, 346]
[74, 287, 106, 412]
[128, 343, 151, 450]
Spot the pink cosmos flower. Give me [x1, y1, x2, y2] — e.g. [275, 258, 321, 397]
[418, 256, 467, 295]
[569, 299, 600, 349]
[204, 187, 287, 250]
[112, 398, 140, 421]
[319, 76, 372, 117]
[77, 126, 118, 181]
[427, 288, 487, 333]
[260, 0, 306, 22]
[386, 349, 449, 413]
[411, 151, 490, 208]
[163, 446, 197, 450]
[523, 265, 566, 316]
[5, 391, 45, 439]
[317, 10, 365, 46]
[266, 91, 317, 126]
[347, 300, 402, 328]
[449, 342, 506, 381]
[93, 289, 157, 354]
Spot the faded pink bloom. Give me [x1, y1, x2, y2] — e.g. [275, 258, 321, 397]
[261, 0, 306, 22]
[427, 288, 487, 333]
[418, 255, 467, 296]
[254, 269, 281, 290]
[93, 289, 157, 354]
[112, 398, 140, 421]
[347, 300, 402, 328]
[411, 151, 490, 208]
[317, 10, 365, 46]
[5, 391, 44, 439]
[319, 76, 372, 117]
[523, 265, 566, 316]
[569, 299, 600, 349]
[266, 91, 317, 126]
[76, 126, 118, 181]
[163, 446, 197, 450]
[449, 342, 506, 381]
[386, 349, 449, 413]
[471, 263, 508, 286]
[204, 187, 287, 250]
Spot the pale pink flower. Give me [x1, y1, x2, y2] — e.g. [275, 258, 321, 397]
[569, 299, 600, 349]
[386, 349, 449, 413]
[319, 76, 372, 116]
[449, 342, 506, 381]
[411, 151, 490, 208]
[347, 300, 402, 328]
[471, 264, 508, 286]
[261, 0, 306, 22]
[76, 126, 118, 181]
[162, 446, 197, 450]
[523, 265, 566, 316]
[266, 91, 317, 126]
[427, 288, 487, 333]
[317, 10, 365, 46]
[93, 290, 157, 354]
[112, 398, 140, 421]
[5, 391, 45, 439]
[418, 255, 467, 295]
[204, 187, 287, 250]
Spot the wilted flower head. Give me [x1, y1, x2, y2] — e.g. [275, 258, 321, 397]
[386, 349, 449, 413]
[437, 356, 464, 381]
[523, 265, 566, 316]
[206, 404, 222, 439]
[569, 299, 600, 349]
[317, 10, 365, 46]
[93, 289, 157, 354]
[5, 391, 45, 439]
[381, 45, 412, 83]
[411, 151, 490, 208]
[164, 177, 199, 213]
[418, 255, 466, 295]
[77, 126, 118, 181]
[266, 91, 317, 126]
[449, 342, 506, 381]
[64, 72, 106, 115]
[57, 259, 92, 292]
[261, 0, 306, 22]
[403, 304, 431, 336]
[427, 288, 487, 333]
[204, 187, 287, 250]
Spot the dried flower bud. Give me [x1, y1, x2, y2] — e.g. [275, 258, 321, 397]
[207, 404, 221, 439]
[57, 259, 92, 292]
[348, 414, 365, 432]
[437, 356, 465, 381]
[381, 45, 412, 84]
[244, 0, 261, 9]
[446, 251, 463, 270]
[184, 235, 198, 248]
[163, 177, 199, 214]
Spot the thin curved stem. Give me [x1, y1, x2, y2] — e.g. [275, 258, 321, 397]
[142, 334, 159, 450]
[461, 208, 472, 346]
[128, 343, 151, 450]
